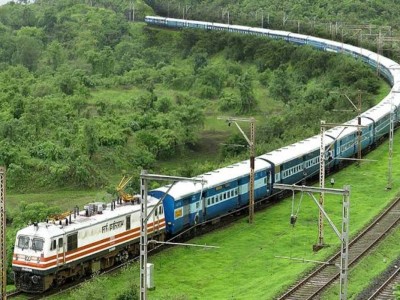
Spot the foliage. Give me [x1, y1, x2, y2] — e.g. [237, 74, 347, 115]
[0, 1, 383, 193]
[115, 286, 139, 300]
[70, 275, 110, 300]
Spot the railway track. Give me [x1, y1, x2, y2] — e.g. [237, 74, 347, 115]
[366, 266, 400, 300]
[277, 196, 400, 300]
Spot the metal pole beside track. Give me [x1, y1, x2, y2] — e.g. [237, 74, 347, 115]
[249, 120, 255, 224]
[139, 171, 206, 300]
[316, 121, 326, 251]
[218, 117, 256, 224]
[0, 167, 6, 300]
[274, 183, 350, 300]
[139, 170, 148, 300]
[315, 120, 365, 251]
[387, 95, 395, 189]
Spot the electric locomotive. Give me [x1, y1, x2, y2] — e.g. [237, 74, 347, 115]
[12, 197, 165, 292]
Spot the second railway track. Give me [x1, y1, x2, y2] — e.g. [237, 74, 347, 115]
[367, 266, 400, 300]
[277, 196, 400, 300]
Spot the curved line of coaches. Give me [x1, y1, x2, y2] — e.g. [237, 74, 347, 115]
[145, 16, 400, 235]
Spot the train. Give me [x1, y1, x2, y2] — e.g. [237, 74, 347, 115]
[12, 15, 400, 293]
[12, 198, 166, 292]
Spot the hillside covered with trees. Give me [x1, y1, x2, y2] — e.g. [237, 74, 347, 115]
[0, 0, 384, 194]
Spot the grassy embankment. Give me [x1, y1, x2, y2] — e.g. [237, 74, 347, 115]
[47, 126, 400, 299]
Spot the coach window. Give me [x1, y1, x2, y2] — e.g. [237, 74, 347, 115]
[67, 233, 78, 251]
[159, 206, 163, 215]
[58, 238, 63, 249]
[126, 215, 131, 230]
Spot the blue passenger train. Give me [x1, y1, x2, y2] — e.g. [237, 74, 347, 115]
[145, 16, 400, 237]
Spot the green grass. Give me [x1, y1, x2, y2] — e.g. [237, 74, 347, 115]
[6, 189, 110, 213]
[374, 81, 392, 104]
[49, 128, 400, 300]
[321, 227, 400, 299]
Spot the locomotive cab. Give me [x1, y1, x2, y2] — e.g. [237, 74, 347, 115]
[13, 222, 63, 292]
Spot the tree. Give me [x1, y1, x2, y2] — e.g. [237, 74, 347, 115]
[269, 67, 292, 104]
[45, 41, 66, 71]
[84, 122, 98, 159]
[13, 34, 42, 71]
[237, 72, 257, 113]
[193, 52, 208, 74]
[12, 201, 61, 227]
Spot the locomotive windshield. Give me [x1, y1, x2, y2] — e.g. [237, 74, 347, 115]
[32, 238, 44, 251]
[17, 236, 44, 251]
[17, 235, 30, 250]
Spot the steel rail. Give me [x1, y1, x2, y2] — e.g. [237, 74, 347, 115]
[277, 197, 400, 300]
[367, 266, 400, 300]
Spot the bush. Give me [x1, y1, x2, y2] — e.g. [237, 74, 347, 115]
[116, 287, 139, 300]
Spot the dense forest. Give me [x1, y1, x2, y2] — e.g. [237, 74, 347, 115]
[0, 0, 383, 194]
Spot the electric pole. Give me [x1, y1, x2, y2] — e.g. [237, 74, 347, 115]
[140, 171, 206, 300]
[219, 117, 256, 223]
[274, 183, 350, 300]
[314, 121, 364, 251]
[1, 167, 6, 300]
[315, 121, 326, 251]
[387, 95, 395, 189]
[331, 91, 363, 165]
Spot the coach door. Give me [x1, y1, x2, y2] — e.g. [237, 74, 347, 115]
[201, 192, 206, 222]
[55, 235, 65, 267]
[182, 198, 190, 226]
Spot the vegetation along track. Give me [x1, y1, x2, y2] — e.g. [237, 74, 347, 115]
[366, 265, 400, 300]
[277, 196, 400, 300]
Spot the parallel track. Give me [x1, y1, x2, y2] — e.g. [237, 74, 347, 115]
[277, 197, 400, 300]
[367, 267, 400, 300]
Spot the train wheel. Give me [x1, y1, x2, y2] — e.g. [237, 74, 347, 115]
[55, 274, 66, 286]
[119, 250, 129, 263]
